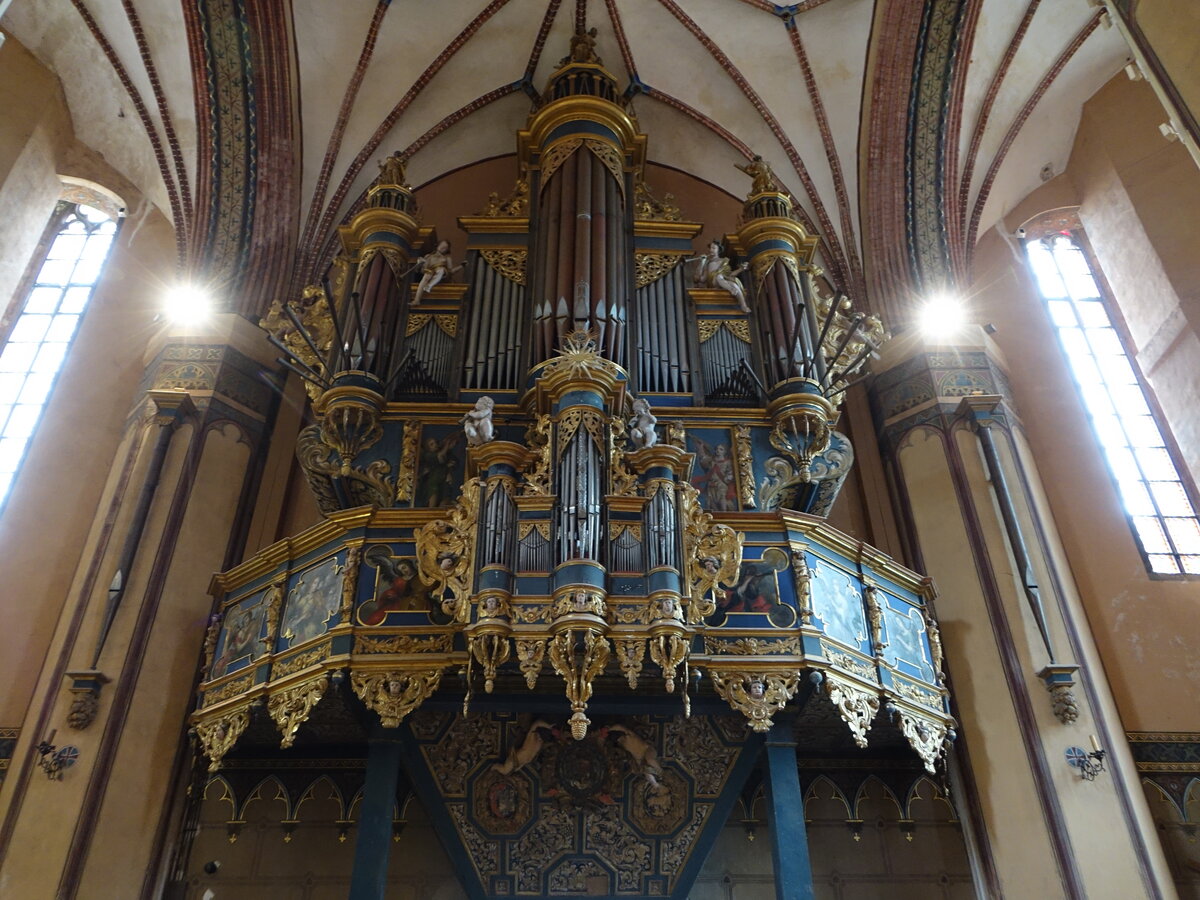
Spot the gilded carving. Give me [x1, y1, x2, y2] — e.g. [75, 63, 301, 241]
[823, 648, 876, 681]
[823, 674, 880, 748]
[863, 581, 887, 655]
[708, 671, 799, 732]
[517, 521, 551, 541]
[201, 613, 222, 676]
[195, 708, 251, 771]
[733, 424, 757, 509]
[480, 176, 529, 217]
[406, 313, 432, 337]
[584, 139, 627, 194]
[608, 415, 640, 496]
[268, 675, 328, 748]
[272, 644, 331, 679]
[414, 477, 481, 622]
[479, 249, 527, 286]
[896, 710, 948, 773]
[434, 314, 458, 337]
[703, 635, 801, 655]
[202, 674, 254, 707]
[614, 637, 646, 689]
[633, 180, 682, 222]
[680, 482, 743, 623]
[649, 634, 688, 691]
[339, 546, 361, 624]
[354, 633, 453, 654]
[469, 634, 511, 693]
[521, 415, 553, 495]
[893, 679, 941, 710]
[634, 252, 681, 288]
[261, 577, 285, 652]
[539, 138, 583, 185]
[259, 285, 334, 401]
[351, 669, 443, 728]
[548, 629, 610, 739]
[551, 589, 606, 619]
[925, 617, 944, 683]
[515, 638, 547, 689]
[608, 523, 643, 541]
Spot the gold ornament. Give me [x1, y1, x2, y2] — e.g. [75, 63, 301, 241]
[480, 249, 528, 286]
[396, 420, 420, 503]
[634, 253, 681, 288]
[648, 634, 688, 692]
[351, 670, 443, 728]
[469, 634, 512, 694]
[863, 581, 887, 655]
[680, 482, 743, 623]
[268, 676, 328, 748]
[823, 674, 880, 749]
[613, 638, 646, 689]
[414, 478, 481, 622]
[339, 546, 361, 624]
[896, 711, 948, 774]
[515, 638, 547, 689]
[733, 425, 756, 509]
[195, 708, 251, 772]
[521, 415, 553, 495]
[708, 671, 799, 732]
[548, 629, 610, 740]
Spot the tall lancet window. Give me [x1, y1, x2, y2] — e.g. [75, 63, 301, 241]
[0, 201, 118, 506]
[1025, 221, 1200, 575]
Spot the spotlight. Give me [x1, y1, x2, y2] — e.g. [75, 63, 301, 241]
[917, 293, 966, 340]
[163, 285, 212, 325]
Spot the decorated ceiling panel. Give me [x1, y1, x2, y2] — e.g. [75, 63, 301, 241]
[3, 0, 1133, 308]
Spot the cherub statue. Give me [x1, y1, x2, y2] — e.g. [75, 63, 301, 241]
[735, 155, 778, 195]
[629, 397, 658, 450]
[378, 151, 408, 187]
[412, 239, 463, 306]
[688, 241, 749, 312]
[462, 396, 495, 447]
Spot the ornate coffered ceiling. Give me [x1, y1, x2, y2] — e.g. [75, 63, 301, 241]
[3, 0, 1127, 316]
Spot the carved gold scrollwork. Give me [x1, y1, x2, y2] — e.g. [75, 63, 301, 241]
[634, 253, 681, 288]
[396, 421, 420, 503]
[680, 482, 743, 624]
[406, 313, 432, 337]
[354, 633, 453, 654]
[195, 708, 251, 772]
[272, 645, 330, 678]
[608, 415, 640, 497]
[434, 314, 458, 337]
[521, 415, 553, 496]
[724, 320, 751, 343]
[548, 629, 610, 740]
[515, 638, 547, 689]
[469, 634, 512, 694]
[202, 614, 222, 676]
[733, 425, 757, 509]
[648, 634, 688, 692]
[823, 674, 880, 749]
[613, 638, 646, 689]
[351, 670, 443, 729]
[896, 710, 948, 774]
[268, 675, 328, 749]
[708, 671, 799, 732]
[703, 636, 801, 655]
[259, 286, 335, 401]
[539, 138, 583, 185]
[414, 478, 481, 622]
[608, 523, 643, 541]
[480, 249, 528, 286]
[633, 181, 682, 222]
[517, 521, 551, 541]
[339, 547, 361, 624]
[583, 140, 626, 195]
[550, 589, 606, 619]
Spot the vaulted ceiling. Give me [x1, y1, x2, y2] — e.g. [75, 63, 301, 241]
[3, 0, 1127, 317]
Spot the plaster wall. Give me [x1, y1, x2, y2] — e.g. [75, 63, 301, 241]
[1129, 0, 1200, 131]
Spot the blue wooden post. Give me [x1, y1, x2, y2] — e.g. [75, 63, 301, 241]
[765, 720, 815, 900]
[349, 731, 403, 900]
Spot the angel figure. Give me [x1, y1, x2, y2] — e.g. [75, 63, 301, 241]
[492, 719, 555, 774]
[690, 437, 737, 512]
[735, 154, 779, 195]
[608, 724, 665, 789]
[412, 240, 463, 306]
[415, 433, 462, 507]
[689, 241, 749, 312]
[462, 396, 495, 447]
[629, 397, 658, 449]
[377, 151, 408, 187]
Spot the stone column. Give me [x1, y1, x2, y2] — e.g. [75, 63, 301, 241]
[869, 326, 1173, 899]
[0, 315, 280, 899]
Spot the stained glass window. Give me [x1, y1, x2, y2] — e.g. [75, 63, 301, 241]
[1026, 232, 1200, 576]
[0, 203, 118, 506]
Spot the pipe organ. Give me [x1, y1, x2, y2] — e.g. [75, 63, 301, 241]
[230, 33, 944, 900]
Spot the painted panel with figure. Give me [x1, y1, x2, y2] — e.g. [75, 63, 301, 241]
[357, 544, 443, 625]
[711, 547, 796, 627]
[687, 427, 739, 512]
[412, 424, 465, 508]
[212, 589, 268, 679]
[278, 553, 343, 651]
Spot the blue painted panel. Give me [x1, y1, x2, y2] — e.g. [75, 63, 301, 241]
[880, 591, 934, 682]
[808, 557, 868, 652]
[211, 588, 269, 679]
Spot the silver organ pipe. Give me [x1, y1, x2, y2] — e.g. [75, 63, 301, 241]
[461, 252, 526, 391]
[633, 263, 691, 394]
